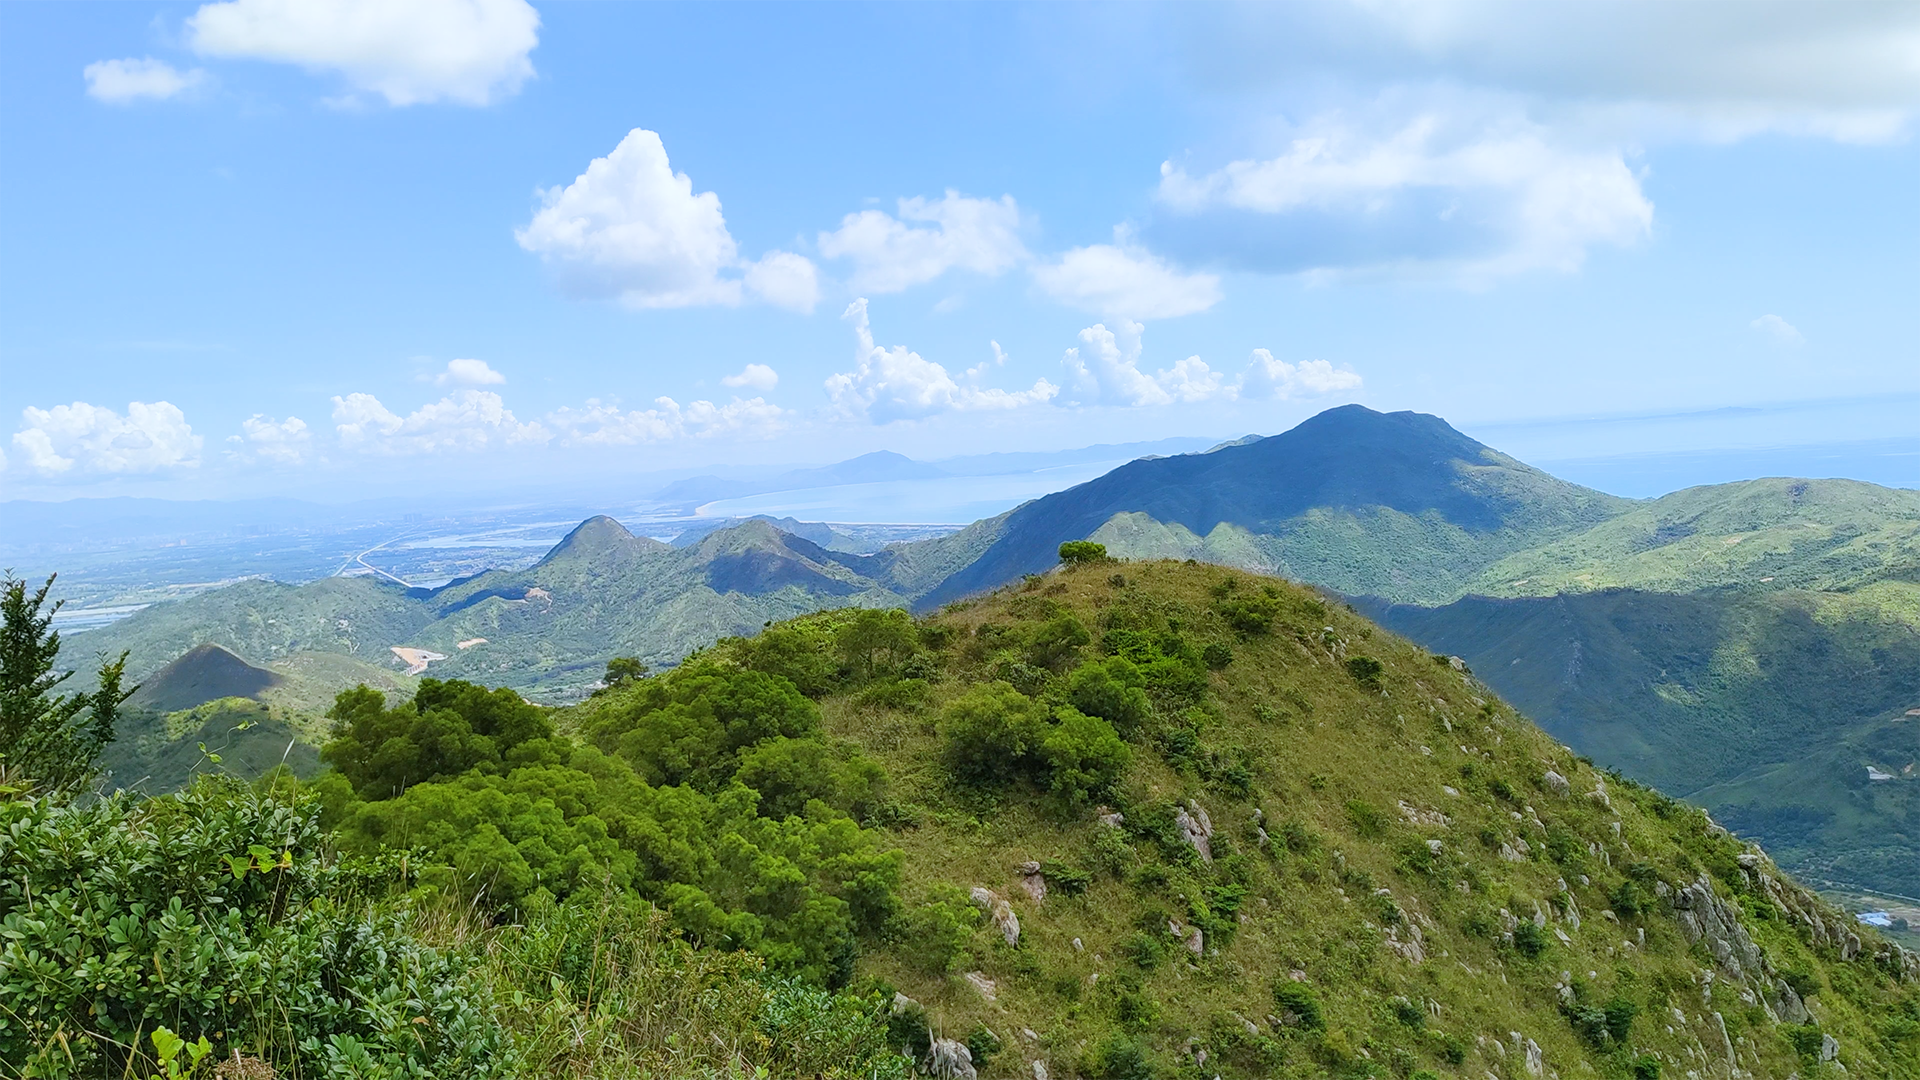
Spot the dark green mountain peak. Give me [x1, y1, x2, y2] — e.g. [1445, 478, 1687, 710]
[920, 405, 1631, 608]
[126, 642, 284, 714]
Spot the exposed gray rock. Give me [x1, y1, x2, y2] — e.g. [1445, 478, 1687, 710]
[1771, 978, 1811, 1024]
[1711, 1012, 1735, 1076]
[964, 971, 997, 1000]
[993, 900, 1020, 945]
[1031, 1061, 1048, 1080]
[1821, 1034, 1839, 1062]
[891, 992, 919, 1016]
[928, 1038, 977, 1080]
[1673, 875, 1766, 980]
[1017, 861, 1047, 903]
[1175, 800, 1214, 862]
[970, 885, 1021, 945]
[1543, 770, 1571, 797]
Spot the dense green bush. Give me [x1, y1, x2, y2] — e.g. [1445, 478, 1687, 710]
[940, 681, 1051, 787]
[585, 663, 820, 788]
[1043, 707, 1133, 804]
[939, 683, 1129, 803]
[0, 779, 506, 1078]
[897, 886, 980, 973]
[1058, 541, 1108, 565]
[1102, 628, 1210, 701]
[1066, 656, 1152, 738]
[323, 669, 904, 984]
[323, 678, 561, 799]
[738, 623, 841, 697]
[834, 609, 919, 680]
[333, 758, 636, 905]
[1027, 613, 1093, 670]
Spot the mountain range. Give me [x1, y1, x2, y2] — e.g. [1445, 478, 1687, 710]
[64, 404, 1920, 900]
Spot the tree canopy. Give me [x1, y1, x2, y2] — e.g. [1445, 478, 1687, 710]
[0, 572, 133, 792]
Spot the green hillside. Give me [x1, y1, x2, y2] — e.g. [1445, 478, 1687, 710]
[12, 558, 1920, 1079]
[64, 517, 923, 705]
[1471, 479, 1920, 598]
[344, 559, 1920, 1077]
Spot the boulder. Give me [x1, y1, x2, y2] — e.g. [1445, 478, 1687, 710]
[1175, 801, 1214, 863]
[1543, 770, 1571, 797]
[928, 1038, 977, 1080]
[1017, 861, 1047, 903]
[964, 971, 997, 1000]
[993, 900, 1021, 945]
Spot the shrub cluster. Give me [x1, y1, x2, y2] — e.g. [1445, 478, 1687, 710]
[323, 666, 903, 986]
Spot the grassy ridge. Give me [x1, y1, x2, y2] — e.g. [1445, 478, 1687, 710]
[667, 560, 1920, 1079]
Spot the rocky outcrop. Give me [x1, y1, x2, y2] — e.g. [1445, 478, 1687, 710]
[1175, 801, 1214, 863]
[1673, 874, 1766, 981]
[971, 886, 1021, 945]
[928, 1038, 977, 1079]
[1542, 769, 1571, 797]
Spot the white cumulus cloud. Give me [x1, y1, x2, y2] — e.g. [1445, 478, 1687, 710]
[546, 396, 787, 445]
[83, 58, 207, 103]
[227, 414, 312, 465]
[826, 299, 1058, 423]
[516, 129, 816, 312]
[1031, 243, 1222, 319]
[11, 401, 203, 477]
[436, 357, 507, 386]
[1750, 314, 1805, 344]
[1059, 329, 1362, 408]
[188, 0, 539, 106]
[1156, 110, 1654, 278]
[331, 390, 548, 454]
[1240, 349, 1363, 398]
[721, 363, 779, 392]
[818, 191, 1027, 293]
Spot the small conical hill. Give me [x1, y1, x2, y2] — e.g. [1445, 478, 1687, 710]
[710, 558, 1918, 1079]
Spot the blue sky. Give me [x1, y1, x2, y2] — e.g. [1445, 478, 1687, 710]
[1, 1, 1916, 501]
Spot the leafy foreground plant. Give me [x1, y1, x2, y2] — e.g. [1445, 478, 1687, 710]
[0, 779, 910, 1079]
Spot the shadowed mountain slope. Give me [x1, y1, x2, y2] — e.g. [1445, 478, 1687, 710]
[1361, 585, 1920, 896]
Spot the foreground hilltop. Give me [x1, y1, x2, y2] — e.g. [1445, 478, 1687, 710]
[556, 558, 1911, 1078]
[15, 558, 1917, 1078]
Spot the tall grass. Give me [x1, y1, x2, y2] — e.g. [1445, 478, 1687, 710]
[416, 892, 911, 1080]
